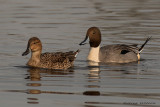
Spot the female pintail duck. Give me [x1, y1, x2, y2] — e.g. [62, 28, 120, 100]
[22, 37, 79, 70]
[79, 27, 151, 63]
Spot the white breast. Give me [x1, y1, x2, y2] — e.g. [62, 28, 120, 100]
[87, 46, 100, 62]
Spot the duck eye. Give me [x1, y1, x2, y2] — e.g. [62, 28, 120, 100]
[93, 31, 96, 34]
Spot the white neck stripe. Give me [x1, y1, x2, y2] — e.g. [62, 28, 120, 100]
[87, 46, 100, 62]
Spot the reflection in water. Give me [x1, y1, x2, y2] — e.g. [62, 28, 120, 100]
[88, 61, 100, 79]
[26, 68, 41, 81]
[27, 83, 41, 87]
[26, 68, 74, 81]
[27, 89, 41, 94]
[0, 0, 160, 106]
[101, 62, 140, 74]
[88, 60, 140, 79]
[87, 61, 101, 89]
[27, 98, 39, 104]
[83, 91, 100, 96]
[26, 68, 42, 104]
[83, 61, 101, 101]
[25, 68, 75, 104]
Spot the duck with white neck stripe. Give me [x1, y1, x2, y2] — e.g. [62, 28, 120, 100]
[79, 27, 151, 63]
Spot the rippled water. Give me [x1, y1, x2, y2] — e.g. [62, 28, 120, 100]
[0, 0, 160, 107]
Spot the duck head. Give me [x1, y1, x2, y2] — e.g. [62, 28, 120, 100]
[79, 27, 101, 47]
[22, 37, 42, 56]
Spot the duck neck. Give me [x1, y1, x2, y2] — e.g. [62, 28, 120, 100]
[87, 45, 100, 62]
[28, 51, 41, 66]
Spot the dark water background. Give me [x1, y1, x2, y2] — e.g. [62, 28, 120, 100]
[0, 0, 160, 107]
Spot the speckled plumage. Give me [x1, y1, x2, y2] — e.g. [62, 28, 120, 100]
[22, 37, 79, 70]
[38, 51, 78, 69]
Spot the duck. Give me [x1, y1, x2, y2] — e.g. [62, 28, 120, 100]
[79, 27, 151, 63]
[22, 37, 79, 70]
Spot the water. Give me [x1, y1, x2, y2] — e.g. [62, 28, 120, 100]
[0, 0, 160, 107]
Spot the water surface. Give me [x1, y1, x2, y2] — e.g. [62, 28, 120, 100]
[0, 0, 160, 107]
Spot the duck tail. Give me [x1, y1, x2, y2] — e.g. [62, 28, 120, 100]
[139, 36, 151, 53]
[67, 49, 80, 63]
[74, 49, 80, 58]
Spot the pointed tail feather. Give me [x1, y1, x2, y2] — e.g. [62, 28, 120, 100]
[139, 37, 151, 53]
[74, 49, 80, 57]
[67, 49, 80, 62]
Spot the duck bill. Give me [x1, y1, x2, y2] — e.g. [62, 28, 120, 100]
[22, 42, 30, 56]
[79, 35, 88, 45]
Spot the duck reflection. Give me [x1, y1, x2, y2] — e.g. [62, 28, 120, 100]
[26, 67, 74, 87]
[27, 98, 39, 104]
[26, 68, 41, 81]
[25, 67, 74, 104]
[83, 61, 101, 98]
[87, 58, 140, 79]
[88, 61, 100, 79]
[26, 67, 74, 81]
[103, 62, 140, 76]
[83, 91, 100, 96]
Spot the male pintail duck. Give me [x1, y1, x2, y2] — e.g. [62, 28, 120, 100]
[79, 27, 151, 63]
[22, 37, 79, 70]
